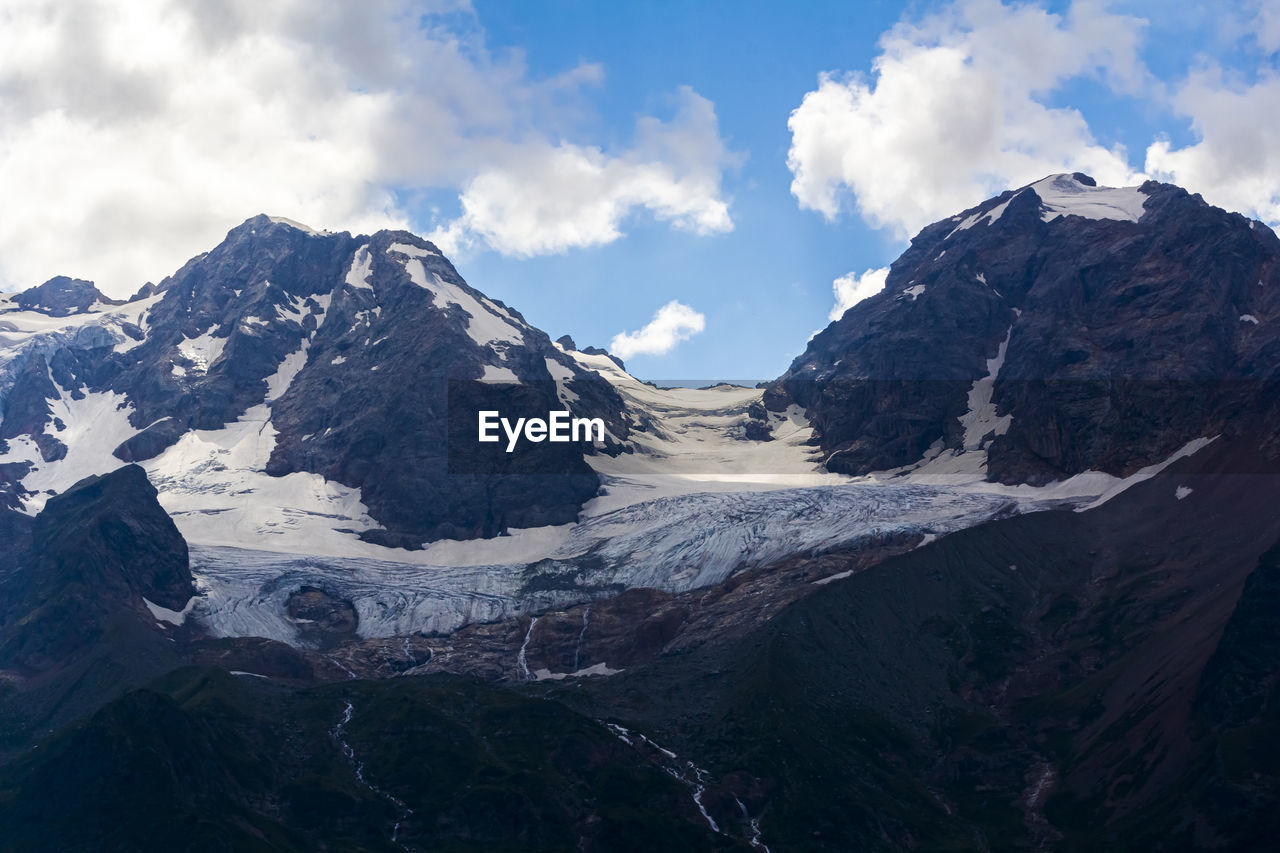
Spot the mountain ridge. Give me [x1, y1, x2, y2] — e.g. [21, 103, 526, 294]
[2, 177, 1280, 850]
[765, 172, 1280, 483]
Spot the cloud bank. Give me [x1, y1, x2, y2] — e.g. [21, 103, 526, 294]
[0, 0, 735, 295]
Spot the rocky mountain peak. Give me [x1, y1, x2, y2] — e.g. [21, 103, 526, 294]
[768, 175, 1280, 484]
[0, 215, 633, 548]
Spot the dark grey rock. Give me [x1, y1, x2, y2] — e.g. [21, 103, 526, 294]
[768, 175, 1280, 483]
[0, 465, 193, 671]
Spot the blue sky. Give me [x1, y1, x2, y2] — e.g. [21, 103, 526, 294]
[454, 0, 908, 380]
[440, 0, 1280, 379]
[2, 1, 1278, 380]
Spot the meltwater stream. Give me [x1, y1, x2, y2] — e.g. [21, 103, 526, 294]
[331, 701, 413, 848]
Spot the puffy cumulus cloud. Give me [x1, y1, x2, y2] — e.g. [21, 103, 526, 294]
[610, 300, 706, 361]
[0, 0, 734, 295]
[830, 267, 888, 321]
[429, 88, 734, 257]
[787, 0, 1147, 238]
[1145, 66, 1280, 226]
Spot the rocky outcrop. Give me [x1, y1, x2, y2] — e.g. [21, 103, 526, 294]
[0, 465, 193, 671]
[768, 174, 1280, 483]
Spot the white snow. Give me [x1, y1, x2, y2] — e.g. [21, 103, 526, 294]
[562, 351, 852, 514]
[1175, 485, 1193, 500]
[143, 346, 382, 558]
[178, 330, 226, 374]
[960, 327, 1013, 451]
[902, 284, 926, 300]
[1075, 436, 1216, 511]
[398, 254, 525, 351]
[544, 357, 575, 382]
[868, 329, 1013, 484]
[144, 595, 195, 626]
[267, 216, 324, 236]
[0, 274, 1228, 650]
[0, 292, 159, 362]
[1031, 174, 1149, 223]
[948, 196, 1016, 236]
[344, 245, 375, 290]
[388, 241, 439, 259]
[265, 344, 309, 402]
[480, 364, 518, 381]
[1241, 314, 1259, 324]
[544, 356, 580, 405]
[945, 174, 1148, 238]
[0, 324, 1215, 647]
[532, 662, 622, 680]
[1, 385, 141, 514]
[276, 293, 306, 322]
[188, 480, 1040, 642]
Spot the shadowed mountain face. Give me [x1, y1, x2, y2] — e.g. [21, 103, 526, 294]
[564, 436, 1280, 850]
[0, 465, 195, 751]
[768, 174, 1280, 483]
[0, 465, 193, 673]
[1, 178, 1279, 851]
[0, 670, 737, 853]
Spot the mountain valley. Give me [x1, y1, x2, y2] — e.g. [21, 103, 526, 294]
[2, 174, 1279, 850]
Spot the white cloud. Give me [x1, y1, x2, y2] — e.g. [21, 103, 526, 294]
[610, 300, 706, 360]
[786, 0, 1147, 238]
[429, 88, 734, 257]
[0, 0, 734, 296]
[1145, 66, 1280, 225]
[1251, 0, 1280, 53]
[830, 267, 889, 321]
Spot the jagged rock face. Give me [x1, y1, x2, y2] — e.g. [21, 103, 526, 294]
[0, 216, 631, 544]
[261, 228, 626, 544]
[0, 464, 192, 671]
[106, 215, 367, 459]
[769, 174, 1280, 483]
[0, 505, 31, 574]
